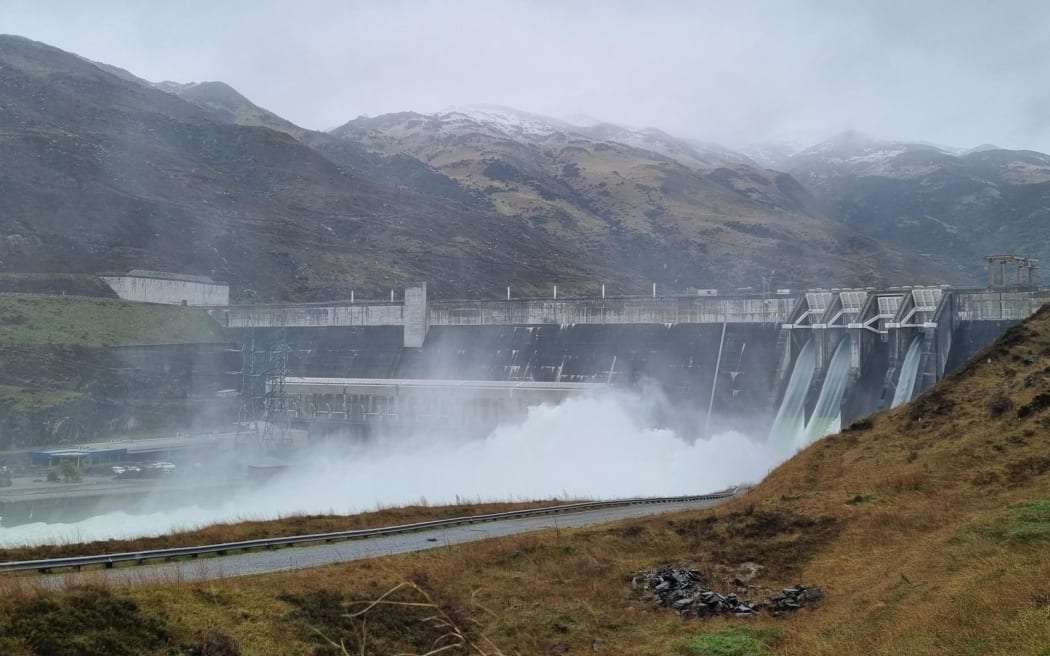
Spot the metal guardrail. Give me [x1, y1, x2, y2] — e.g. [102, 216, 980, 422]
[0, 489, 741, 574]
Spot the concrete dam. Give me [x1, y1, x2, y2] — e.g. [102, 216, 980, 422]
[211, 283, 1049, 439]
[1, 284, 1044, 529]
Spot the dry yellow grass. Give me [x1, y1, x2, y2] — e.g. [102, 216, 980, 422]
[3, 313, 1050, 654]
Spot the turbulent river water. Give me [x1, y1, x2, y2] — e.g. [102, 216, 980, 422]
[0, 390, 783, 547]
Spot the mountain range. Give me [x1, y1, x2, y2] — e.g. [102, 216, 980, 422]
[2, 34, 1048, 301]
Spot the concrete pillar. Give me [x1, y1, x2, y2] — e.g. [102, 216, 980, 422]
[849, 328, 863, 373]
[403, 282, 428, 348]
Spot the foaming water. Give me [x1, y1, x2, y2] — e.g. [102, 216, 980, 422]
[768, 339, 816, 445]
[892, 335, 924, 408]
[0, 390, 783, 546]
[801, 335, 852, 446]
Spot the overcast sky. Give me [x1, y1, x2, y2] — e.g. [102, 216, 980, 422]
[4, 0, 1050, 151]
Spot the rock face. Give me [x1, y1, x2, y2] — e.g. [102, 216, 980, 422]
[630, 565, 823, 618]
[787, 131, 1050, 279]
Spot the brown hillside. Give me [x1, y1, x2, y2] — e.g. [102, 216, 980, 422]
[0, 36, 602, 301]
[335, 110, 969, 291]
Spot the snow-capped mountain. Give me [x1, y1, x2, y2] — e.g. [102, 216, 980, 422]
[784, 131, 1050, 280]
[786, 131, 960, 181]
[383, 104, 757, 171]
[736, 140, 809, 170]
[328, 107, 962, 290]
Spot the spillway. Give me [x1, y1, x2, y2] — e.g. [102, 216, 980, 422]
[802, 336, 852, 445]
[892, 336, 924, 408]
[768, 339, 816, 443]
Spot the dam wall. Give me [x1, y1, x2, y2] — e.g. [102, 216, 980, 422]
[217, 285, 1050, 436]
[427, 296, 795, 326]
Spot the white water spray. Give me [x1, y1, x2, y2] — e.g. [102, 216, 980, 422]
[800, 336, 852, 446]
[892, 336, 924, 408]
[768, 339, 816, 445]
[0, 390, 783, 547]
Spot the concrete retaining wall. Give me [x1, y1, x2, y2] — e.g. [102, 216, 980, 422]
[227, 302, 403, 328]
[101, 275, 229, 307]
[955, 291, 1047, 321]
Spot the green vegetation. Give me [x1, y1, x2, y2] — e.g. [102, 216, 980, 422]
[0, 294, 223, 346]
[58, 460, 82, 484]
[1006, 500, 1050, 541]
[964, 499, 1050, 546]
[0, 385, 81, 413]
[677, 627, 780, 656]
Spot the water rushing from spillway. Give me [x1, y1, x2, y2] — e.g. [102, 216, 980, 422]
[0, 390, 782, 547]
[892, 336, 924, 408]
[769, 336, 854, 450]
[768, 339, 816, 444]
[801, 336, 852, 445]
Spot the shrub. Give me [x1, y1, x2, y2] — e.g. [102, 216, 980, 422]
[844, 416, 874, 432]
[59, 459, 82, 483]
[0, 587, 173, 656]
[190, 630, 241, 656]
[987, 394, 1014, 418]
[846, 492, 873, 505]
[1018, 392, 1050, 419]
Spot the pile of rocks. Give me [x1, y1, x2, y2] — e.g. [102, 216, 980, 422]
[768, 585, 824, 616]
[630, 565, 822, 619]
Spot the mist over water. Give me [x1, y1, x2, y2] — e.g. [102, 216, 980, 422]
[0, 389, 784, 547]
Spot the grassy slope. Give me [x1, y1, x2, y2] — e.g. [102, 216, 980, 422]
[0, 385, 82, 414]
[0, 294, 224, 346]
[0, 294, 224, 416]
[3, 311, 1050, 654]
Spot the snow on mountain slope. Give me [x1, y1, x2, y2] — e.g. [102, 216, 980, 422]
[424, 105, 753, 171]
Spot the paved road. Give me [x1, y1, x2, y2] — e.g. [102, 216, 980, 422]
[29, 497, 733, 588]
